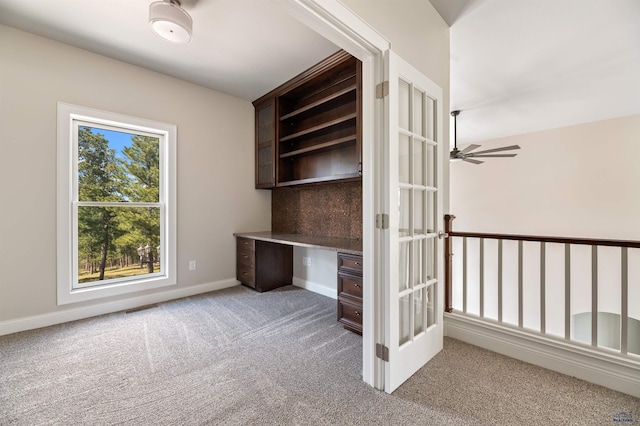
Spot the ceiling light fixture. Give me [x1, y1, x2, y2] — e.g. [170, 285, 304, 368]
[149, 0, 192, 44]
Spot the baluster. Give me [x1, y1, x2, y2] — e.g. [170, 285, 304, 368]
[498, 239, 503, 324]
[463, 236, 467, 314]
[621, 247, 628, 355]
[479, 238, 484, 318]
[540, 242, 546, 334]
[565, 244, 571, 340]
[518, 240, 523, 328]
[591, 246, 598, 347]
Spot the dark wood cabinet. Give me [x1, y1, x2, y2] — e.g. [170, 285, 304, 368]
[337, 252, 363, 334]
[236, 237, 292, 292]
[254, 99, 276, 188]
[252, 50, 362, 188]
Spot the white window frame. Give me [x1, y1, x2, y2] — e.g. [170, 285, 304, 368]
[57, 103, 177, 305]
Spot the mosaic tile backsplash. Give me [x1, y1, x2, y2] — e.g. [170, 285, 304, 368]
[271, 181, 362, 241]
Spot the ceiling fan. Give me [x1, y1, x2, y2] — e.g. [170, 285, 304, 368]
[450, 110, 520, 165]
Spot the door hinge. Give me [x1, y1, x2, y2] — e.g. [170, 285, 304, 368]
[376, 81, 389, 99]
[376, 343, 389, 362]
[375, 213, 389, 230]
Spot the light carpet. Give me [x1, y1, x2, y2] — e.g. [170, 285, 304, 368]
[0, 285, 637, 425]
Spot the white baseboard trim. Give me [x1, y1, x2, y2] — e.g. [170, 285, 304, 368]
[444, 312, 640, 398]
[0, 278, 239, 337]
[292, 277, 337, 299]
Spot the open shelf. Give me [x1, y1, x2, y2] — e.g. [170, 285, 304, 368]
[280, 113, 357, 143]
[276, 173, 361, 187]
[280, 82, 357, 122]
[252, 50, 361, 189]
[279, 135, 357, 159]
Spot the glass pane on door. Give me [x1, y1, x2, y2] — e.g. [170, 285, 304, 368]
[426, 96, 436, 141]
[400, 293, 411, 346]
[399, 79, 410, 130]
[414, 140, 424, 186]
[399, 188, 411, 237]
[426, 283, 436, 328]
[413, 239, 424, 286]
[413, 88, 425, 137]
[414, 189, 424, 234]
[399, 133, 411, 183]
[414, 287, 425, 335]
[399, 241, 411, 292]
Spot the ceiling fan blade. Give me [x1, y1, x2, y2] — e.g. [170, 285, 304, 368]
[468, 153, 518, 158]
[469, 145, 521, 155]
[463, 158, 483, 165]
[460, 144, 481, 154]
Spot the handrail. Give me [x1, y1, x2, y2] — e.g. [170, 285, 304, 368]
[448, 231, 640, 249]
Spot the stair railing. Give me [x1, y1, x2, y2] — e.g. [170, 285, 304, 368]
[444, 214, 640, 356]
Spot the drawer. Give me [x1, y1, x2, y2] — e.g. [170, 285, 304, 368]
[236, 249, 255, 268]
[237, 263, 255, 288]
[237, 237, 256, 252]
[338, 272, 362, 300]
[338, 299, 363, 329]
[338, 253, 362, 276]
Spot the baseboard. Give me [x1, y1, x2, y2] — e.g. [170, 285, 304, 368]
[0, 278, 239, 337]
[292, 277, 337, 299]
[444, 312, 640, 398]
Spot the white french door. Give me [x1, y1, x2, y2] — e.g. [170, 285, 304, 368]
[382, 51, 444, 393]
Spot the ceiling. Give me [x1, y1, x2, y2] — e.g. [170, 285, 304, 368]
[432, 0, 640, 144]
[1, 0, 639, 144]
[0, 0, 339, 101]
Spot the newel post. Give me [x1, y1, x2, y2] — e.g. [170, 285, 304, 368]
[444, 214, 456, 313]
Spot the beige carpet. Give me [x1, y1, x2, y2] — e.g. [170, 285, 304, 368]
[0, 285, 637, 425]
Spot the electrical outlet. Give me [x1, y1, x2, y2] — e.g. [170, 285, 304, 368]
[189, 260, 196, 271]
[306, 257, 311, 267]
[302, 257, 307, 266]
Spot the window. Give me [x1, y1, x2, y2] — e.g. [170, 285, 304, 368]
[57, 103, 176, 304]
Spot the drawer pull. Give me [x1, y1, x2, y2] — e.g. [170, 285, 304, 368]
[355, 311, 361, 316]
[354, 284, 361, 288]
[243, 255, 248, 259]
[354, 262, 361, 266]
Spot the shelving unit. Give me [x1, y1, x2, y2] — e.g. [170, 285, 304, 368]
[252, 50, 362, 188]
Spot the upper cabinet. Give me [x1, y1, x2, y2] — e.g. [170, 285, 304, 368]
[254, 98, 276, 188]
[252, 50, 362, 189]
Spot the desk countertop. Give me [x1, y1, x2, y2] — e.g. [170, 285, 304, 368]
[234, 232, 362, 256]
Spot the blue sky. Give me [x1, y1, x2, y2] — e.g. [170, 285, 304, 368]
[90, 127, 133, 159]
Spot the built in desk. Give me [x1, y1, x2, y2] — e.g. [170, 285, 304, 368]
[234, 232, 363, 334]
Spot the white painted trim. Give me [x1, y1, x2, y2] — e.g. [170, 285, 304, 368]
[56, 102, 178, 305]
[0, 279, 239, 337]
[272, 0, 389, 60]
[444, 312, 640, 398]
[292, 277, 337, 299]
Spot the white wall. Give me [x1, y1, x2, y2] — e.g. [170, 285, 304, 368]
[0, 25, 271, 326]
[450, 114, 640, 240]
[293, 247, 338, 299]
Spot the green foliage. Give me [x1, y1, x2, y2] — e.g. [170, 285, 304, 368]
[122, 135, 160, 203]
[77, 127, 161, 283]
